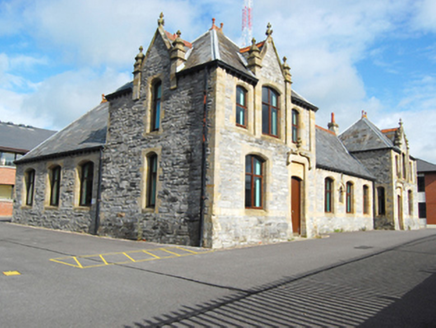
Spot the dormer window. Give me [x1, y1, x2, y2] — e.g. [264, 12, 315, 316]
[262, 87, 279, 137]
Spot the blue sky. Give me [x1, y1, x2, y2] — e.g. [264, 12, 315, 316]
[1, 0, 436, 163]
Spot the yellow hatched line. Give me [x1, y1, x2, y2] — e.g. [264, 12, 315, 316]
[142, 250, 160, 259]
[160, 248, 182, 256]
[175, 246, 199, 254]
[99, 255, 109, 265]
[49, 259, 80, 268]
[123, 252, 136, 262]
[73, 257, 83, 269]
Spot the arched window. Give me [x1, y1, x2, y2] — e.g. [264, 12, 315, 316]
[79, 162, 94, 206]
[147, 153, 158, 208]
[377, 186, 385, 215]
[346, 182, 353, 213]
[402, 153, 406, 179]
[325, 178, 333, 213]
[363, 185, 369, 214]
[151, 81, 162, 131]
[262, 87, 279, 137]
[25, 169, 35, 206]
[49, 166, 61, 206]
[292, 110, 299, 143]
[245, 155, 264, 209]
[236, 86, 247, 128]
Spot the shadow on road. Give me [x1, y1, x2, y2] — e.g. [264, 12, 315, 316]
[125, 234, 436, 328]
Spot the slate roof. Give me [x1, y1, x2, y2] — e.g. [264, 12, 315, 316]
[339, 117, 399, 153]
[0, 122, 56, 153]
[416, 158, 436, 173]
[16, 102, 109, 164]
[181, 27, 256, 81]
[316, 126, 374, 180]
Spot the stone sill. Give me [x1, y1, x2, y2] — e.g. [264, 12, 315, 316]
[73, 206, 91, 212]
[20, 205, 33, 210]
[0, 199, 13, 203]
[44, 206, 60, 211]
[244, 208, 268, 216]
[142, 207, 156, 214]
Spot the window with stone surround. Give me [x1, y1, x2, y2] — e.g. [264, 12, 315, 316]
[236, 86, 247, 128]
[245, 155, 264, 209]
[292, 110, 299, 144]
[262, 87, 279, 137]
[25, 169, 35, 206]
[151, 81, 162, 132]
[377, 186, 385, 215]
[146, 153, 158, 208]
[346, 182, 353, 213]
[79, 162, 93, 207]
[325, 178, 333, 213]
[363, 185, 369, 214]
[49, 165, 61, 207]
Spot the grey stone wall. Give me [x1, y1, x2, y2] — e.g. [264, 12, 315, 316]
[13, 152, 101, 233]
[98, 34, 208, 246]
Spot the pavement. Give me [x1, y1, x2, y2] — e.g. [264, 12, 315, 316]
[1, 221, 436, 327]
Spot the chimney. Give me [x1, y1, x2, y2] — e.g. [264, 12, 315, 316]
[328, 112, 339, 135]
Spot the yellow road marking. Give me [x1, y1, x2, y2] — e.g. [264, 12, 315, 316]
[142, 250, 160, 259]
[3, 271, 21, 276]
[50, 246, 213, 269]
[123, 252, 136, 262]
[160, 248, 182, 256]
[99, 255, 108, 265]
[73, 257, 83, 269]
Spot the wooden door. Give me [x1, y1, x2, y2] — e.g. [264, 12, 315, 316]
[291, 177, 301, 235]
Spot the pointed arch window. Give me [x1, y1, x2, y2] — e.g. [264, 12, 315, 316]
[346, 182, 353, 213]
[147, 154, 158, 208]
[151, 81, 162, 131]
[236, 86, 247, 128]
[49, 166, 61, 206]
[79, 162, 94, 206]
[245, 155, 264, 209]
[292, 110, 299, 143]
[325, 178, 333, 213]
[25, 169, 35, 206]
[262, 87, 279, 137]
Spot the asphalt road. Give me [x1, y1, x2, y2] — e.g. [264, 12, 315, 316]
[1, 221, 436, 327]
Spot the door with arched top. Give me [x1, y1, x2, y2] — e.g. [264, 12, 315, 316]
[291, 177, 301, 234]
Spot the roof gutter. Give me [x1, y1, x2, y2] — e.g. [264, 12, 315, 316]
[14, 146, 104, 165]
[316, 164, 376, 181]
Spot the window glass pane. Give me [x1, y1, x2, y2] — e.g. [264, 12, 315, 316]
[254, 158, 262, 175]
[254, 177, 261, 207]
[262, 104, 269, 134]
[271, 109, 277, 136]
[246, 156, 252, 173]
[236, 106, 245, 126]
[0, 185, 13, 199]
[237, 87, 245, 106]
[262, 87, 268, 102]
[271, 92, 277, 107]
[155, 101, 161, 130]
[245, 175, 252, 208]
[292, 111, 297, 124]
[156, 83, 161, 98]
[1, 152, 15, 166]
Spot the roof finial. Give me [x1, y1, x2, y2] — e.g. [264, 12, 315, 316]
[101, 94, 107, 103]
[399, 118, 403, 127]
[282, 56, 292, 83]
[212, 18, 216, 28]
[158, 12, 164, 27]
[266, 22, 273, 36]
[361, 110, 367, 118]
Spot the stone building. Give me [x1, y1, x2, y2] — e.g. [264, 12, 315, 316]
[339, 115, 419, 230]
[12, 15, 420, 248]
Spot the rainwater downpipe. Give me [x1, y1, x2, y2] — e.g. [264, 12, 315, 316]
[199, 66, 209, 247]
